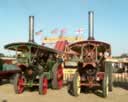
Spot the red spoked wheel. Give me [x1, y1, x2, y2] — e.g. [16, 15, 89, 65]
[39, 75, 48, 95]
[14, 74, 25, 94]
[52, 63, 63, 89]
[57, 64, 63, 89]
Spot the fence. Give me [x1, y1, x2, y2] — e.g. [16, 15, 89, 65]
[105, 61, 128, 90]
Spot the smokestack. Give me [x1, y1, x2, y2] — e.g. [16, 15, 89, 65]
[88, 11, 95, 40]
[29, 16, 34, 42]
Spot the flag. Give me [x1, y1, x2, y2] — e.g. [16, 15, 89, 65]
[76, 28, 84, 34]
[35, 30, 43, 35]
[59, 28, 67, 39]
[51, 28, 59, 34]
[60, 28, 67, 35]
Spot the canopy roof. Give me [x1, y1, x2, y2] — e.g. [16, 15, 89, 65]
[69, 40, 111, 53]
[4, 42, 59, 54]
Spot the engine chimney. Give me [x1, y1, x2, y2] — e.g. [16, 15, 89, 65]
[88, 11, 95, 40]
[29, 16, 34, 42]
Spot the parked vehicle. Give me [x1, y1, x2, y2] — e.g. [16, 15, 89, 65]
[4, 42, 63, 94]
[0, 57, 20, 84]
[3, 16, 63, 95]
[67, 11, 112, 97]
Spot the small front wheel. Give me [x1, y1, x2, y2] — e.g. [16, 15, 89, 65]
[52, 63, 63, 89]
[39, 75, 48, 95]
[72, 72, 81, 96]
[14, 74, 25, 94]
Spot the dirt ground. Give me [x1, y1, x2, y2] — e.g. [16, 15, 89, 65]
[0, 83, 128, 102]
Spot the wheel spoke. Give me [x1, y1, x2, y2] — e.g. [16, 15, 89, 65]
[42, 77, 48, 94]
[73, 72, 81, 96]
[57, 65, 63, 88]
[76, 74, 81, 94]
[17, 76, 24, 94]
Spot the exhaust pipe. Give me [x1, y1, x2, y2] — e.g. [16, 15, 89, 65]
[88, 11, 95, 40]
[29, 16, 34, 42]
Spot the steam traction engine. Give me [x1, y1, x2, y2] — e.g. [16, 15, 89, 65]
[67, 11, 112, 97]
[4, 16, 63, 95]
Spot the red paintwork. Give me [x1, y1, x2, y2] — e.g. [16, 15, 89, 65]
[69, 40, 110, 48]
[3, 60, 13, 64]
[17, 76, 25, 94]
[80, 83, 100, 87]
[57, 64, 63, 89]
[96, 72, 104, 80]
[0, 70, 20, 79]
[55, 40, 69, 52]
[42, 77, 48, 94]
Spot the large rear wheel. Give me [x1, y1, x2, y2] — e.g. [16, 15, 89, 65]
[52, 63, 63, 89]
[14, 74, 25, 94]
[102, 75, 109, 97]
[39, 75, 48, 95]
[72, 72, 81, 96]
[108, 66, 113, 92]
